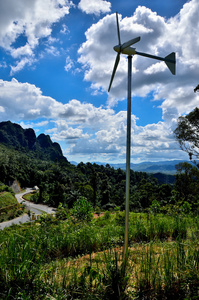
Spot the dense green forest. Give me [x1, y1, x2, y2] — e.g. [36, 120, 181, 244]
[0, 121, 199, 214]
[0, 141, 199, 214]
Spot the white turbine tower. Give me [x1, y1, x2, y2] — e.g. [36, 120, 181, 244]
[108, 12, 176, 258]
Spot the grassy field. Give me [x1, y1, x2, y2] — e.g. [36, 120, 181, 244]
[0, 212, 198, 299]
[0, 191, 18, 208]
[22, 191, 36, 201]
[0, 191, 25, 222]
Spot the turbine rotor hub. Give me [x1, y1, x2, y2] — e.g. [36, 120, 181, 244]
[113, 45, 121, 53]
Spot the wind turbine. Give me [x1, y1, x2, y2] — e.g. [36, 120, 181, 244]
[108, 12, 176, 258]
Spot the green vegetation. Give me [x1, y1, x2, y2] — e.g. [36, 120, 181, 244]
[0, 212, 198, 299]
[0, 183, 25, 222]
[0, 192, 16, 209]
[22, 191, 37, 201]
[174, 107, 199, 159]
[71, 196, 93, 222]
[1, 121, 199, 216]
[2, 141, 199, 215]
[0, 120, 199, 298]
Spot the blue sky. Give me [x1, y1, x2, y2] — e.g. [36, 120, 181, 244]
[0, 0, 199, 164]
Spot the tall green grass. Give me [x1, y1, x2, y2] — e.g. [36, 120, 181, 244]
[128, 213, 188, 242]
[0, 212, 198, 299]
[133, 240, 199, 299]
[0, 191, 17, 208]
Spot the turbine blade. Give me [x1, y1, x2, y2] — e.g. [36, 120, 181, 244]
[165, 52, 176, 75]
[116, 12, 121, 45]
[121, 36, 141, 51]
[108, 53, 120, 92]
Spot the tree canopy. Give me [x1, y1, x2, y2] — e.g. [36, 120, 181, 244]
[174, 107, 199, 160]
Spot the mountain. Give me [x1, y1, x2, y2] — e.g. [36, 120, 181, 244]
[131, 160, 197, 174]
[131, 161, 181, 174]
[71, 160, 196, 175]
[0, 121, 67, 162]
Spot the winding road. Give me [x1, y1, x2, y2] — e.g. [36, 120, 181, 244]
[0, 188, 56, 230]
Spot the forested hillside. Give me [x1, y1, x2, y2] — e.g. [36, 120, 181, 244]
[0, 121, 66, 162]
[0, 141, 153, 210]
[0, 121, 199, 213]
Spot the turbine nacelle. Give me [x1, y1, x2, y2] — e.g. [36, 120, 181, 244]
[122, 46, 136, 56]
[113, 45, 137, 56]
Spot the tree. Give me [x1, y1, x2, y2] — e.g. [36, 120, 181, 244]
[174, 162, 196, 202]
[71, 196, 93, 222]
[135, 179, 158, 209]
[174, 107, 199, 159]
[173, 162, 199, 211]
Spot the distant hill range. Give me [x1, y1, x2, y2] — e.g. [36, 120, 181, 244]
[71, 160, 199, 185]
[108, 161, 192, 175]
[0, 121, 67, 162]
[71, 160, 197, 177]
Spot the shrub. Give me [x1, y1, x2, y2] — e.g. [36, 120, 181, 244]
[39, 213, 58, 225]
[0, 183, 14, 195]
[71, 196, 93, 222]
[103, 210, 111, 220]
[30, 192, 39, 203]
[56, 203, 69, 220]
[115, 211, 125, 226]
[180, 201, 192, 214]
[94, 206, 101, 215]
[114, 206, 120, 212]
[150, 199, 160, 214]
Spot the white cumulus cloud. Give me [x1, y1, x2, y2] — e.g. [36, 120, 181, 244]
[0, 0, 73, 73]
[0, 78, 188, 162]
[78, 0, 111, 15]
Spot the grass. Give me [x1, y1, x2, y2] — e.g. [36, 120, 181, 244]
[0, 212, 198, 299]
[22, 191, 36, 201]
[0, 191, 18, 208]
[133, 241, 199, 299]
[0, 191, 25, 222]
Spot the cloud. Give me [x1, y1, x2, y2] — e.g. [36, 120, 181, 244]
[144, 62, 166, 75]
[0, 78, 186, 162]
[0, 78, 115, 124]
[0, 61, 7, 68]
[78, 0, 199, 120]
[78, 0, 111, 15]
[19, 120, 49, 129]
[64, 56, 74, 72]
[0, 78, 54, 119]
[11, 44, 33, 59]
[10, 57, 37, 75]
[60, 24, 69, 35]
[45, 45, 60, 56]
[52, 127, 90, 141]
[0, 0, 73, 73]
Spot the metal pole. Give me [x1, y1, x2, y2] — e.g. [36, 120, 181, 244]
[123, 55, 132, 259]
